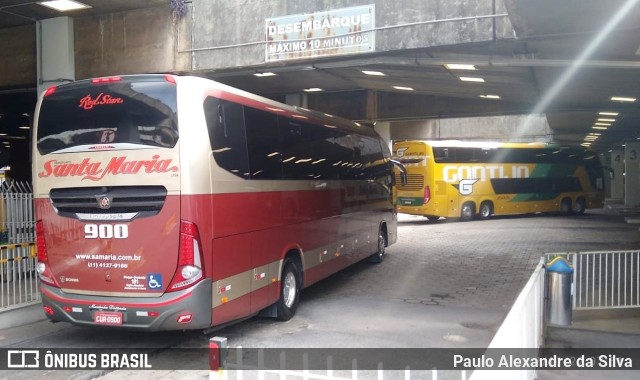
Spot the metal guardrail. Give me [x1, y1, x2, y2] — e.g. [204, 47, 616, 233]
[0, 181, 34, 244]
[565, 250, 640, 310]
[0, 182, 39, 310]
[0, 243, 40, 309]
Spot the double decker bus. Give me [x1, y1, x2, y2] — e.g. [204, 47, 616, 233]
[393, 140, 605, 221]
[32, 74, 401, 331]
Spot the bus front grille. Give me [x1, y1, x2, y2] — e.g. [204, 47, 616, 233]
[396, 174, 424, 191]
[49, 186, 167, 220]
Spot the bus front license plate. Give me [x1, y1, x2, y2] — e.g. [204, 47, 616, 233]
[94, 311, 123, 325]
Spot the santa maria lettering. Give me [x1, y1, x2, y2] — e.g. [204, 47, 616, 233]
[38, 155, 178, 181]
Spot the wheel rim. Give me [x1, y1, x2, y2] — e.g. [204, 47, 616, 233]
[481, 204, 490, 217]
[282, 271, 297, 308]
[377, 234, 385, 258]
[462, 205, 473, 219]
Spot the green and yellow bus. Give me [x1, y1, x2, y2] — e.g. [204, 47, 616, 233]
[393, 140, 606, 221]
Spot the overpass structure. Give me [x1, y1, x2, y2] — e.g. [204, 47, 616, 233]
[0, 0, 639, 205]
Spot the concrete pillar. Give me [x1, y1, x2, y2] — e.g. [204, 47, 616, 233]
[285, 93, 307, 108]
[36, 17, 75, 97]
[609, 149, 624, 200]
[624, 142, 640, 207]
[374, 121, 392, 153]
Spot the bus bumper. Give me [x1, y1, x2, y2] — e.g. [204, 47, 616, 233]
[39, 279, 212, 331]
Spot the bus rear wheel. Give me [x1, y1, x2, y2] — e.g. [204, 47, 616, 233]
[276, 258, 301, 321]
[460, 202, 476, 222]
[369, 227, 387, 264]
[478, 201, 493, 220]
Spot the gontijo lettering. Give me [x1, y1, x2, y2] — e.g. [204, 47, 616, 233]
[442, 165, 530, 183]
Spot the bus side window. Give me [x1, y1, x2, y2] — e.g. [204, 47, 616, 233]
[204, 97, 250, 178]
[245, 107, 282, 179]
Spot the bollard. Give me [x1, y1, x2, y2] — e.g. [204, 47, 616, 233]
[545, 256, 573, 326]
[209, 336, 228, 380]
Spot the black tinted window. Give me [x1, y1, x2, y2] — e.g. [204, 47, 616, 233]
[37, 80, 178, 155]
[204, 97, 250, 179]
[245, 107, 282, 179]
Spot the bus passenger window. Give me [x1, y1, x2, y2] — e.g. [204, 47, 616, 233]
[204, 97, 250, 178]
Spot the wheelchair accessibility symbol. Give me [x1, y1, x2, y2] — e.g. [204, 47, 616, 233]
[147, 274, 162, 290]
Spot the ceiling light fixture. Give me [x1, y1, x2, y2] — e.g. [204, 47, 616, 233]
[444, 64, 477, 70]
[303, 88, 323, 92]
[39, 0, 90, 12]
[599, 111, 619, 116]
[393, 86, 414, 91]
[254, 72, 277, 77]
[611, 96, 636, 102]
[361, 70, 386, 76]
[459, 76, 485, 83]
[592, 126, 608, 130]
[597, 118, 616, 123]
[479, 94, 500, 99]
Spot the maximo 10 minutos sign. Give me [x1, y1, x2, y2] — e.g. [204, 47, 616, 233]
[265, 5, 375, 62]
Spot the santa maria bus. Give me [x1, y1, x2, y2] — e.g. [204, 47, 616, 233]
[33, 74, 400, 331]
[393, 140, 605, 221]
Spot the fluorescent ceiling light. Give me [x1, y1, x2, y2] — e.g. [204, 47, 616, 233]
[361, 70, 386, 76]
[303, 88, 323, 92]
[39, 0, 90, 12]
[599, 111, 619, 116]
[459, 76, 485, 83]
[254, 72, 277, 77]
[479, 94, 500, 99]
[444, 64, 476, 71]
[594, 122, 611, 126]
[581, 143, 592, 147]
[592, 126, 608, 130]
[597, 118, 616, 122]
[393, 86, 414, 91]
[611, 96, 636, 102]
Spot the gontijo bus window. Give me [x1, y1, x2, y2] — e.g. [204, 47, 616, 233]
[37, 75, 178, 155]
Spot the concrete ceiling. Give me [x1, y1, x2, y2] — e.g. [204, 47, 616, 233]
[1, 0, 640, 151]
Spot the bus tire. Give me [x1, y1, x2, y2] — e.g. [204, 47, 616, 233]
[460, 202, 475, 222]
[572, 197, 586, 215]
[424, 215, 440, 222]
[560, 198, 572, 215]
[276, 258, 301, 321]
[369, 227, 387, 264]
[478, 201, 493, 220]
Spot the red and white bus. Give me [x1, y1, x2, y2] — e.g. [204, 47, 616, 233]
[33, 74, 401, 331]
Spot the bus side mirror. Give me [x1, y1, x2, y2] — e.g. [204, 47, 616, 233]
[390, 159, 407, 186]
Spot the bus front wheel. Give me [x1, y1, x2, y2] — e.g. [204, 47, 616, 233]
[560, 198, 572, 215]
[276, 258, 301, 321]
[460, 202, 476, 222]
[572, 198, 586, 215]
